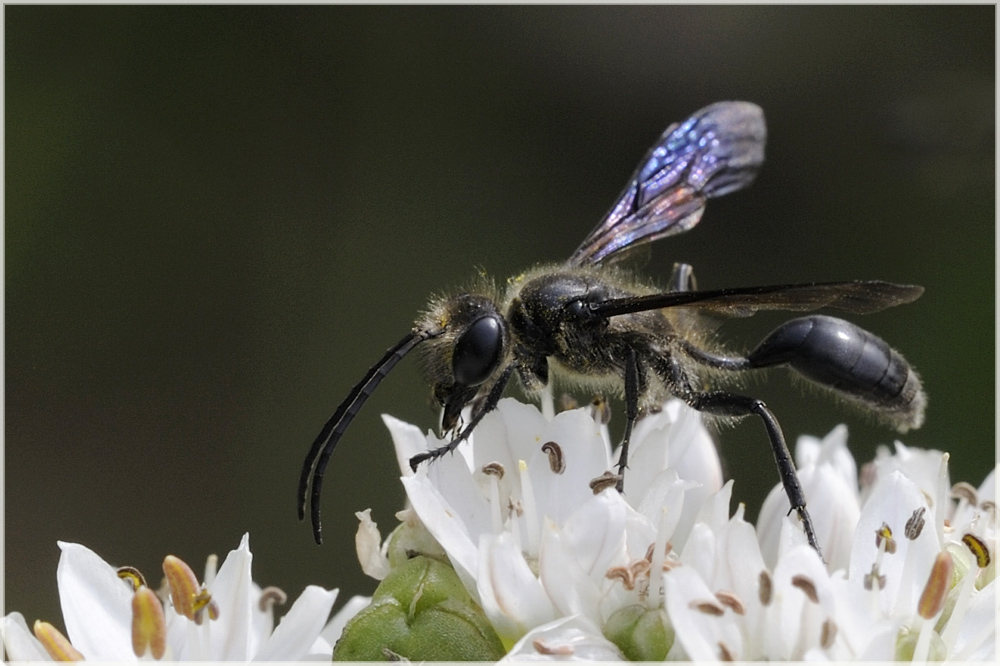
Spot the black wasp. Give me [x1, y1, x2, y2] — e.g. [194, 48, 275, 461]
[298, 102, 926, 553]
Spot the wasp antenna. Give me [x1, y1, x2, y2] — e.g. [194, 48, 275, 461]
[298, 328, 442, 544]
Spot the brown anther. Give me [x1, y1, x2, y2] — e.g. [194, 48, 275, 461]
[719, 641, 735, 661]
[918, 551, 954, 619]
[131, 585, 167, 659]
[533, 638, 574, 655]
[606, 566, 636, 590]
[590, 395, 611, 424]
[791, 575, 819, 604]
[33, 620, 84, 661]
[758, 570, 773, 606]
[117, 565, 148, 591]
[508, 497, 524, 517]
[163, 554, 202, 620]
[629, 558, 651, 580]
[951, 481, 978, 505]
[482, 462, 505, 479]
[714, 589, 745, 615]
[905, 507, 926, 540]
[191, 588, 217, 625]
[589, 470, 622, 494]
[875, 523, 897, 554]
[259, 586, 288, 612]
[863, 564, 887, 591]
[962, 533, 991, 568]
[541, 441, 565, 474]
[690, 599, 725, 616]
[821, 618, 838, 649]
[980, 500, 996, 518]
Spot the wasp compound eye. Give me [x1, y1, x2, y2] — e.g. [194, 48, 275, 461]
[452, 315, 503, 386]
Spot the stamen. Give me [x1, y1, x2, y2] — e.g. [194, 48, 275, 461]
[204, 553, 218, 589]
[132, 585, 167, 659]
[117, 565, 148, 591]
[541, 441, 565, 474]
[258, 586, 288, 612]
[715, 590, 745, 615]
[485, 464, 503, 533]
[33, 620, 84, 661]
[629, 558, 651, 580]
[863, 563, 886, 591]
[589, 470, 621, 494]
[689, 599, 725, 616]
[961, 533, 991, 568]
[518, 460, 540, 554]
[758, 570, 773, 606]
[718, 641, 735, 661]
[905, 507, 926, 540]
[482, 462, 505, 479]
[980, 500, 996, 518]
[589, 395, 611, 425]
[606, 566, 635, 590]
[163, 554, 210, 622]
[950, 481, 978, 506]
[820, 618, 838, 649]
[875, 522, 897, 554]
[918, 551, 954, 619]
[192, 588, 219, 625]
[559, 393, 579, 412]
[791, 575, 819, 604]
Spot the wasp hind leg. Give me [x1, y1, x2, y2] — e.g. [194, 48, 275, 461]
[659, 354, 822, 556]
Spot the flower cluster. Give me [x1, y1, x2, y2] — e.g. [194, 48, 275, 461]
[353, 396, 995, 661]
[2, 534, 368, 661]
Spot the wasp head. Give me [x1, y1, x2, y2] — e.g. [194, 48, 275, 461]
[417, 292, 510, 433]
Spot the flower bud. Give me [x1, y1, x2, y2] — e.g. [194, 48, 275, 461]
[602, 604, 674, 661]
[333, 556, 504, 661]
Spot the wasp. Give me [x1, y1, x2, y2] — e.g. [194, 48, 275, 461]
[298, 102, 926, 553]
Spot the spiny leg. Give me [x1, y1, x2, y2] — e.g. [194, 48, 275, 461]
[614, 348, 640, 493]
[660, 355, 821, 555]
[409, 364, 516, 471]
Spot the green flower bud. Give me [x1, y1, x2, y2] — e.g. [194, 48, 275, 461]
[333, 556, 505, 661]
[603, 604, 673, 661]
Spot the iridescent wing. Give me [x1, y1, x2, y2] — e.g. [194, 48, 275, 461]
[568, 102, 766, 266]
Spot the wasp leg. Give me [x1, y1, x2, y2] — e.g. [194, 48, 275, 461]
[409, 364, 516, 472]
[614, 348, 641, 492]
[659, 355, 822, 555]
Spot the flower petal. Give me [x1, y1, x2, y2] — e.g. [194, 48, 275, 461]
[56, 541, 134, 660]
[253, 585, 338, 661]
[500, 615, 626, 661]
[477, 532, 557, 642]
[3, 612, 53, 661]
[208, 533, 254, 660]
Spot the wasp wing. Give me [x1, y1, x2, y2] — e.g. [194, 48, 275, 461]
[569, 101, 766, 266]
[590, 281, 924, 319]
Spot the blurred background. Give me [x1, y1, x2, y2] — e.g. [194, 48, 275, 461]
[5, 6, 994, 633]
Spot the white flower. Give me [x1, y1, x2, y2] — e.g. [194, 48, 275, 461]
[370, 397, 994, 661]
[384, 396, 721, 646]
[2, 534, 366, 661]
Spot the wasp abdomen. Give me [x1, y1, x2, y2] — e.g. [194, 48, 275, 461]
[747, 315, 925, 431]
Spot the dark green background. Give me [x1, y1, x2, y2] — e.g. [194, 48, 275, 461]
[6, 6, 994, 635]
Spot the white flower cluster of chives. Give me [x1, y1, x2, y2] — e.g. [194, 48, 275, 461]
[360, 397, 995, 661]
